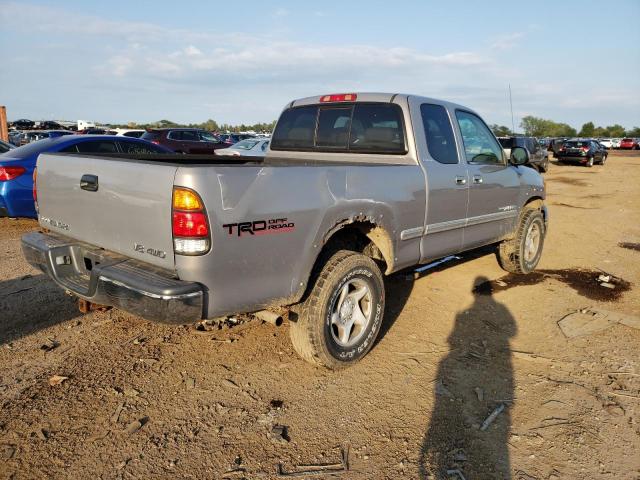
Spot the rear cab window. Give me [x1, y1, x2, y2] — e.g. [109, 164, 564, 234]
[271, 103, 407, 154]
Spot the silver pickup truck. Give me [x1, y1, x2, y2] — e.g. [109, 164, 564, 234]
[22, 93, 547, 369]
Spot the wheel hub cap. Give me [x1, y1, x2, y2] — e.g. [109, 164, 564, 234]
[330, 279, 373, 347]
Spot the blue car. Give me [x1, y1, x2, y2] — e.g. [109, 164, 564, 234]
[0, 134, 171, 218]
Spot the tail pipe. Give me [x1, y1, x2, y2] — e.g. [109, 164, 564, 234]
[254, 310, 283, 327]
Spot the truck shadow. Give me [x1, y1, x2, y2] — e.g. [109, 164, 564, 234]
[0, 274, 82, 345]
[377, 245, 496, 346]
[418, 275, 516, 479]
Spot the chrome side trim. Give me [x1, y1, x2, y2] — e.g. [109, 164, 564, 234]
[425, 218, 466, 234]
[465, 210, 518, 227]
[425, 210, 518, 235]
[400, 226, 424, 241]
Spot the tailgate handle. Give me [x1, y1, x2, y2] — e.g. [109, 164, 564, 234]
[80, 174, 98, 192]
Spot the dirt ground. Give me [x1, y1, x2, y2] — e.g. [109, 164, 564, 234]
[1, 151, 639, 480]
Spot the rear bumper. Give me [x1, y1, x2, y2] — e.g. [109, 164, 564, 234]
[21, 231, 204, 324]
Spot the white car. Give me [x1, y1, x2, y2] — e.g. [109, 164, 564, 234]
[598, 139, 613, 149]
[215, 138, 270, 156]
[611, 138, 622, 149]
[114, 129, 146, 138]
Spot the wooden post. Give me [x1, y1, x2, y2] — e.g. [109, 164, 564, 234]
[0, 106, 8, 142]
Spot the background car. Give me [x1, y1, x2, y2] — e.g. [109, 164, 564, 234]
[141, 128, 228, 153]
[611, 138, 622, 149]
[619, 138, 639, 150]
[0, 140, 15, 154]
[19, 130, 74, 145]
[557, 139, 607, 167]
[10, 119, 35, 130]
[215, 138, 270, 156]
[548, 138, 568, 158]
[114, 129, 145, 138]
[0, 135, 171, 218]
[217, 133, 256, 145]
[38, 120, 66, 130]
[498, 136, 549, 172]
[8, 131, 23, 146]
[598, 139, 612, 149]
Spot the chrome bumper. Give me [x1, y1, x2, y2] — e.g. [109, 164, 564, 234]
[21, 231, 204, 324]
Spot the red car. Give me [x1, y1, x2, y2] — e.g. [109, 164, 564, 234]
[141, 128, 227, 154]
[619, 138, 639, 150]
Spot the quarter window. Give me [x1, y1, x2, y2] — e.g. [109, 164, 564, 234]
[420, 104, 458, 164]
[455, 111, 504, 165]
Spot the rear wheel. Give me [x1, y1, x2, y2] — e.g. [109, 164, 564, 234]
[586, 156, 594, 167]
[498, 207, 546, 274]
[289, 250, 385, 369]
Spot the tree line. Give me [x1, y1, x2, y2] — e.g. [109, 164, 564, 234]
[111, 119, 277, 133]
[491, 117, 640, 138]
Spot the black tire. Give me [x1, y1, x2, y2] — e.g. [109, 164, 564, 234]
[600, 155, 607, 165]
[289, 250, 385, 369]
[586, 156, 594, 167]
[497, 208, 546, 274]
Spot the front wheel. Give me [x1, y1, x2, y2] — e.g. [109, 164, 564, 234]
[497, 208, 546, 274]
[289, 250, 385, 369]
[600, 155, 607, 165]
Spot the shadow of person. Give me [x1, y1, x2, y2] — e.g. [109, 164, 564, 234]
[419, 276, 517, 479]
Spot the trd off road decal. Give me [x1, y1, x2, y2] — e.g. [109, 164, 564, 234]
[222, 218, 295, 237]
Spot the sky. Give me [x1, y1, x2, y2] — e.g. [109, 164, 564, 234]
[1, 0, 639, 130]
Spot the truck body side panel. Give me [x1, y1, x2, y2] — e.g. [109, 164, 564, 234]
[174, 163, 425, 318]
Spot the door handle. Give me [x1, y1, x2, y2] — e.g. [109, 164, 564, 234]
[455, 176, 467, 185]
[80, 174, 98, 192]
[473, 175, 483, 184]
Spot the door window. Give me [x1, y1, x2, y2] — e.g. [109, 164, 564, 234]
[181, 131, 199, 141]
[200, 132, 220, 143]
[455, 111, 504, 165]
[420, 104, 458, 164]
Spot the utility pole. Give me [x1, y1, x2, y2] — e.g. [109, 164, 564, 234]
[0, 106, 8, 142]
[508, 84, 515, 134]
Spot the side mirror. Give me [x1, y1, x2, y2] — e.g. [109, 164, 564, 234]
[510, 146, 529, 166]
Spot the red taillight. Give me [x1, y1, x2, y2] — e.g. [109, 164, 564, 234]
[0, 166, 26, 181]
[319, 93, 357, 103]
[33, 167, 38, 209]
[172, 187, 210, 255]
[172, 211, 209, 237]
[581, 146, 589, 152]
[151, 140, 160, 145]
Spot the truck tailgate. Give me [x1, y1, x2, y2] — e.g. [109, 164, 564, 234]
[36, 153, 177, 270]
